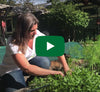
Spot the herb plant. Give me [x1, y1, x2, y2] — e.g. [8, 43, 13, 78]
[83, 36, 100, 72]
[29, 67, 100, 92]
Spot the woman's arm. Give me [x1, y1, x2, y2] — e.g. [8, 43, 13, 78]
[58, 55, 70, 74]
[12, 53, 64, 77]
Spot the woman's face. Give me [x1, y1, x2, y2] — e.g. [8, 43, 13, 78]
[29, 23, 38, 39]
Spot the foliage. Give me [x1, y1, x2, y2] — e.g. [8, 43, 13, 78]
[6, 0, 16, 6]
[50, 0, 61, 7]
[0, 0, 7, 4]
[49, 2, 90, 28]
[83, 35, 100, 72]
[29, 67, 100, 92]
[23, 1, 35, 12]
[40, 1, 90, 41]
[0, 0, 16, 5]
[10, 0, 35, 14]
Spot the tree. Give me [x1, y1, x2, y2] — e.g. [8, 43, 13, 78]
[6, 0, 16, 6]
[11, 0, 35, 14]
[23, 0, 35, 12]
[0, 0, 7, 4]
[42, 1, 90, 41]
[0, 0, 17, 5]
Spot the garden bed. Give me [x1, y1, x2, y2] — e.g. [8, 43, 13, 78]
[27, 67, 100, 92]
[27, 38, 100, 92]
[1, 39, 100, 92]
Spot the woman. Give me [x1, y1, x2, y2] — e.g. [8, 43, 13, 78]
[0, 12, 70, 92]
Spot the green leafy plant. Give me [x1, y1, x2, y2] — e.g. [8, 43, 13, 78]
[29, 67, 100, 92]
[83, 36, 100, 72]
[49, 2, 90, 28]
[41, 1, 90, 41]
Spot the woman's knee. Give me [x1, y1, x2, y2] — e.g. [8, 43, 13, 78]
[40, 58, 51, 69]
[29, 56, 51, 69]
[1, 70, 26, 92]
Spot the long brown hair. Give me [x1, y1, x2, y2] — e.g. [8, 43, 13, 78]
[12, 12, 39, 54]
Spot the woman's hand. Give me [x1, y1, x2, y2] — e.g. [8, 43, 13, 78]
[64, 68, 72, 75]
[57, 71, 64, 77]
[58, 55, 71, 75]
[12, 53, 65, 76]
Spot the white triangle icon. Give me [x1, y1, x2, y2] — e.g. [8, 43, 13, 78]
[47, 42, 54, 51]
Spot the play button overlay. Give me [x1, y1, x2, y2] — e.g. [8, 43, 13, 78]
[36, 36, 64, 56]
[47, 42, 54, 51]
